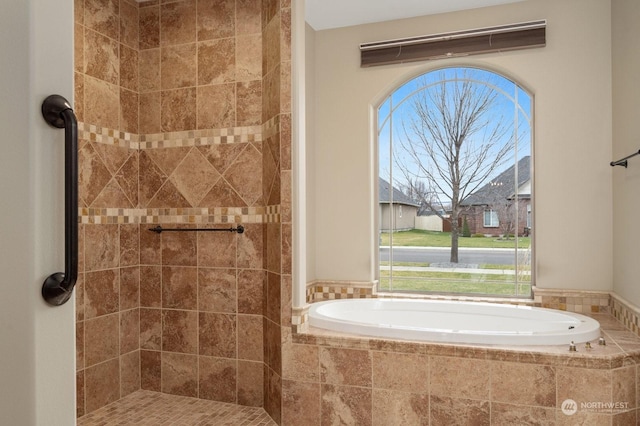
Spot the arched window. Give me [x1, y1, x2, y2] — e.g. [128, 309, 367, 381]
[378, 67, 532, 297]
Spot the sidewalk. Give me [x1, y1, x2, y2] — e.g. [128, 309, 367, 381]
[379, 265, 530, 275]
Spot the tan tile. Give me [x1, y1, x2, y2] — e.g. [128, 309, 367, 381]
[237, 224, 264, 270]
[120, 44, 138, 91]
[160, 0, 196, 46]
[119, 0, 138, 49]
[92, 178, 133, 208]
[161, 87, 196, 132]
[119, 225, 140, 268]
[85, 0, 119, 40]
[74, 72, 85, 123]
[281, 7, 291, 63]
[120, 308, 139, 355]
[281, 113, 292, 170]
[198, 38, 235, 85]
[76, 370, 85, 418]
[84, 224, 120, 271]
[557, 367, 612, 410]
[266, 223, 281, 274]
[491, 361, 556, 407]
[161, 352, 198, 397]
[140, 350, 161, 391]
[85, 313, 119, 367]
[197, 143, 245, 175]
[282, 380, 321, 426]
[139, 91, 162, 134]
[140, 265, 161, 307]
[613, 366, 636, 410]
[139, 5, 160, 50]
[372, 389, 429, 426]
[237, 35, 262, 82]
[76, 321, 85, 371]
[263, 65, 281, 120]
[556, 409, 612, 425]
[197, 0, 234, 41]
[120, 350, 140, 397]
[169, 148, 220, 206]
[282, 343, 319, 382]
[321, 384, 372, 426]
[612, 409, 636, 425]
[139, 48, 161, 92]
[199, 179, 248, 208]
[84, 28, 119, 85]
[76, 272, 85, 322]
[372, 351, 429, 392]
[237, 80, 262, 126]
[197, 228, 236, 267]
[198, 268, 236, 313]
[140, 308, 162, 350]
[237, 0, 261, 35]
[198, 312, 236, 357]
[147, 179, 191, 208]
[265, 319, 282, 375]
[320, 347, 371, 387]
[429, 356, 490, 400]
[237, 360, 264, 407]
[162, 309, 198, 354]
[196, 83, 235, 129]
[75, 24, 84, 73]
[161, 230, 198, 267]
[85, 358, 120, 413]
[85, 269, 119, 318]
[430, 396, 490, 426]
[199, 356, 237, 403]
[281, 62, 292, 114]
[161, 43, 197, 89]
[138, 150, 168, 207]
[237, 268, 264, 315]
[491, 402, 556, 425]
[145, 146, 191, 176]
[84, 76, 119, 130]
[265, 271, 281, 324]
[265, 367, 282, 424]
[238, 314, 263, 361]
[79, 142, 112, 207]
[75, 0, 84, 25]
[225, 144, 263, 205]
[120, 88, 139, 134]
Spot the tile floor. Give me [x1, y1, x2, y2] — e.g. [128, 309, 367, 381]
[77, 390, 277, 426]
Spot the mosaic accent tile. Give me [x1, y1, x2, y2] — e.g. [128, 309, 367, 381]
[533, 287, 611, 314]
[611, 293, 640, 337]
[77, 390, 277, 425]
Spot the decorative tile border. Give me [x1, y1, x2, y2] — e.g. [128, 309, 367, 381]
[532, 287, 610, 314]
[610, 293, 640, 336]
[264, 205, 281, 223]
[262, 115, 280, 140]
[79, 207, 265, 225]
[78, 122, 262, 150]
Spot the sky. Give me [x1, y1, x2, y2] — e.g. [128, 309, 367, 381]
[378, 66, 532, 205]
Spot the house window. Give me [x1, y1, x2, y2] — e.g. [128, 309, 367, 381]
[483, 210, 499, 227]
[377, 66, 533, 298]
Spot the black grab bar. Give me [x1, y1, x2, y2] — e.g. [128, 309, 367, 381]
[610, 149, 640, 168]
[41, 95, 78, 306]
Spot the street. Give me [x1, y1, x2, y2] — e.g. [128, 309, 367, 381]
[379, 246, 529, 265]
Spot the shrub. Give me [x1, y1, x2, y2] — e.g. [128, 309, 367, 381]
[471, 233, 485, 238]
[462, 217, 471, 237]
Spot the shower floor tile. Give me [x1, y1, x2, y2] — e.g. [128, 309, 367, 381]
[77, 390, 277, 426]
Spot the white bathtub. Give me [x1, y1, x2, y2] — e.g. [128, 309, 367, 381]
[308, 299, 601, 345]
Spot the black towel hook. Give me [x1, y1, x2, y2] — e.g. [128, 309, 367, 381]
[41, 95, 78, 306]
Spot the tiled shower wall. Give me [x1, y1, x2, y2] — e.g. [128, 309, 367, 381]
[74, 0, 292, 420]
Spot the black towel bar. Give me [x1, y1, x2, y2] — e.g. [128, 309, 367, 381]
[148, 225, 244, 234]
[610, 149, 640, 168]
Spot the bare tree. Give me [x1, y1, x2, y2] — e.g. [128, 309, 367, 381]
[397, 69, 514, 263]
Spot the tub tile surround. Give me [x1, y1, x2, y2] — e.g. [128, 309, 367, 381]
[288, 310, 640, 425]
[75, 0, 293, 421]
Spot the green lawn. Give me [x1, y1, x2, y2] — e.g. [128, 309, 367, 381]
[379, 229, 532, 296]
[380, 229, 530, 249]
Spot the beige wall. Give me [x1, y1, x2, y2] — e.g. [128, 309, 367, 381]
[308, 0, 613, 291]
[612, 0, 640, 306]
